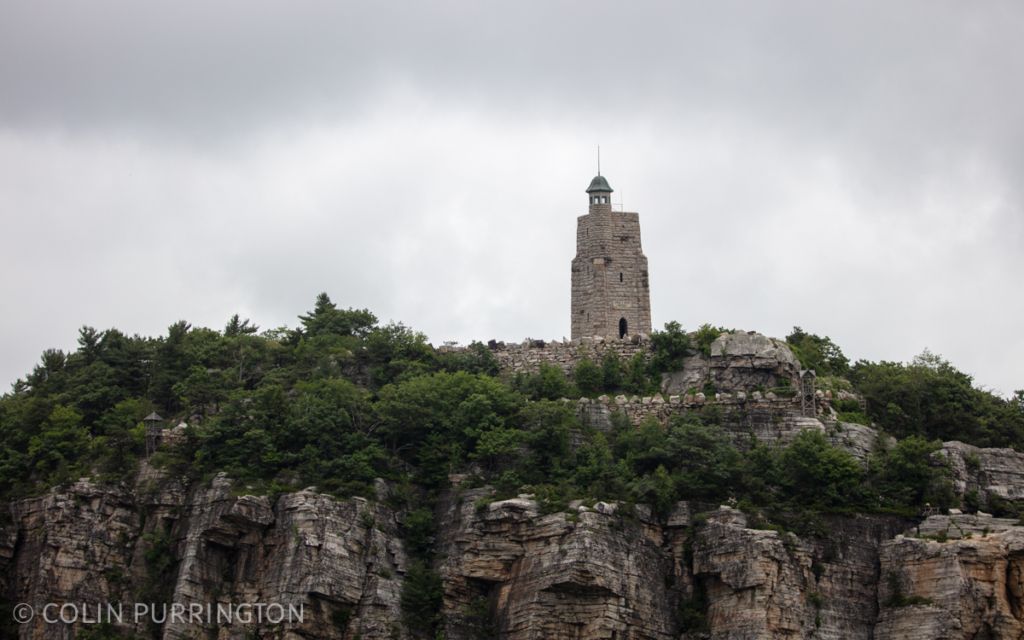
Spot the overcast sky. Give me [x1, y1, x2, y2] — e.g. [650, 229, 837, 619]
[1, 1, 1021, 396]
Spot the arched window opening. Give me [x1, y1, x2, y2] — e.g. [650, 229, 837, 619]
[618, 318, 628, 339]
[619, 272, 623, 282]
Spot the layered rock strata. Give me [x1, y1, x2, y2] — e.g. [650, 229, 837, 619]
[4, 450, 1024, 639]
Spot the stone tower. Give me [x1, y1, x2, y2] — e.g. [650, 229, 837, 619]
[571, 175, 652, 340]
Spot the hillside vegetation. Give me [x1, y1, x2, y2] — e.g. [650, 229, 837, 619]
[1, 294, 1021, 526]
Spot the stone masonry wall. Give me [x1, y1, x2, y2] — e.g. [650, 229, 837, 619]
[571, 202, 651, 340]
[482, 337, 648, 376]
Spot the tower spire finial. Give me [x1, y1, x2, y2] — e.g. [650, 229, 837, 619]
[597, 145, 601, 175]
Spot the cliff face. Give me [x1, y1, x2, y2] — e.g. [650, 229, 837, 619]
[941, 441, 1024, 508]
[2, 469, 406, 640]
[437, 490, 681, 640]
[692, 508, 906, 640]
[4, 464, 1024, 640]
[877, 523, 1024, 639]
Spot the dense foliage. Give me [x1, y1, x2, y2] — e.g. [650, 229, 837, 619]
[0, 301, 1019, 532]
[786, 327, 850, 377]
[851, 351, 1024, 449]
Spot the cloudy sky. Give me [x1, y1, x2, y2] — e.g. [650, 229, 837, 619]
[1, 1, 1021, 396]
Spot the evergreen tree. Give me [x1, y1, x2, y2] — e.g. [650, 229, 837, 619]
[298, 292, 377, 338]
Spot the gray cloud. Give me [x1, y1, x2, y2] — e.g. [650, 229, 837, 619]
[1, 1, 1021, 395]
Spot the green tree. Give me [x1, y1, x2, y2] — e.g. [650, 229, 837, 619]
[25, 348, 67, 396]
[573, 432, 624, 498]
[851, 351, 1024, 448]
[649, 321, 691, 373]
[615, 416, 672, 475]
[437, 341, 500, 376]
[224, 314, 259, 337]
[401, 508, 437, 559]
[600, 351, 623, 391]
[76, 326, 102, 363]
[633, 465, 676, 518]
[693, 324, 726, 357]
[623, 352, 655, 395]
[95, 329, 152, 398]
[401, 560, 443, 638]
[376, 372, 523, 484]
[514, 363, 575, 400]
[573, 358, 603, 397]
[472, 427, 523, 474]
[173, 365, 230, 416]
[663, 417, 742, 502]
[27, 405, 89, 485]
[283, 379, 382, 495]
[91, 397, 149, 478]
[361, 322, 436, 388]
[786, 327, 850, 377]
[516, 400, 577, 484]
[777, 430, 864, 510]
[150, 321, 192, 413]
[869, 436, 952, 511]
[299, 292, 377, 338]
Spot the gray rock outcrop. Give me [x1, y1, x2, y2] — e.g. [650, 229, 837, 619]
[941, 440, 1024, 510]
[2, 472, 405, 640]
[437, 489, 678, 640]
[663, 331, 801, 396]
[877, 517, 1024, 639]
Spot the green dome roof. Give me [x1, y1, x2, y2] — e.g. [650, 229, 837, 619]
[586, 175, 613, 193]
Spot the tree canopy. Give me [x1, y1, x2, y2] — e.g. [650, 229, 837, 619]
[0, 297, 1018, 528]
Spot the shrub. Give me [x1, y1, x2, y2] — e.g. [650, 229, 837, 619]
[885, 572, 933, 607]
[837, 411, 871, 426]
[833, 398, 862, 413]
